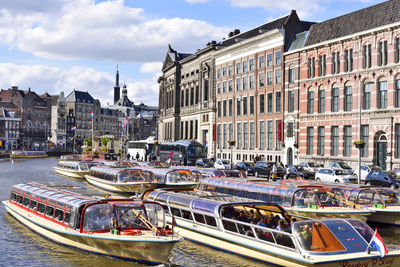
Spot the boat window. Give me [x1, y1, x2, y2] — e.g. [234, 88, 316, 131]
[216, 187, 225, 193]
[116, 205, 148, 230]
[226, 187, 235, 195]
[193, 213, 205, 224]
[222, 219, 238, 233]
[357, 190, 374, 205]
[247, 191, 257, 200]
[317, 192, 338, 206]
[282, 196, 292, 206]
[204, 215, 217, 227]
[54, 209, 64, 222]
[197, 183, 206, 190]
[236, 190, 246, 198]
[65, 212, 71, 226]
[170, 207, 181, 217]
[117, 172, 131, 182]
[258, 193, 270, 202]
[83, 204, 115, 231]
[206, 185, 216, 192]
[294, 222, 345, 252]
[273, 231, 295, 249]
[303, 192, 317, 207]
[29, 200, 37, 211]
[143, 203, 165, 228]
[37, 203, 45, 214]
[255, 227, 275, 243]
[45, 205, 55, 218]
[181, 210, 193, 220]
[17, 195, 23, 204]
[271, 195, 283, 205]
[23, 197, 30, 207]
[346, 219, 374, 242]
[293, 191, 306, 207]
[379, 190, 400, 205]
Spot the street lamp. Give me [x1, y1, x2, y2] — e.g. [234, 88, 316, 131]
[228, 140, 236, 169]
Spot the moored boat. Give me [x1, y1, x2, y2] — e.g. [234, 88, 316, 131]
[53, 161, 99, 179]
[85, 166, 158, 194]
[197, 177, 373, 221]
[2, 182, 181, 264]
[143, 189, 400, 266]
[59, 154, 82, 161]
[10, 150, 47, 158]
[140, 167, 201, 189]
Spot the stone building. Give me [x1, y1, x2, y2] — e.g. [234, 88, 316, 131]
[50, 92, 67, 149]
[0, 105, 21, 150]
[295, 0, 400, 170]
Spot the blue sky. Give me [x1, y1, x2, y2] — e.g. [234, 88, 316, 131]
[0, 0, 385, 105]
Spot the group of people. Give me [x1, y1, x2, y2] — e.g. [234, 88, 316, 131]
[126, 152, 157, 162]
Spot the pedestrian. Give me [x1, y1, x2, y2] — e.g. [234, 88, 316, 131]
[271, 162, 278, 181]
[126, 153, 131, 160]
[135, 152, 140, 161]
[266, 162, 271, 181]
[283, 164, 288, 180]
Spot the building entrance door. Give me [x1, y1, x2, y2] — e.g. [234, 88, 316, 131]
[375, 132, 387, 170]
[287, 148, 293, 166]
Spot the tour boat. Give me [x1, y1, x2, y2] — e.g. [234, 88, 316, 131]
[139, 167, 201, 189]
[197, 177, 373, 221]
[2, 183, 181, 264]
[53, 161, 99, 179]
[99, 161, 139, 168]
[59, 154, 82, 161]
[10, 150, 47, 158]
[85, 166, 158, 194]
[171, 166, 247, 179]
[143, 189, 400, 266]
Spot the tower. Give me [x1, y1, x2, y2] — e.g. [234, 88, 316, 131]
[113, 65, 120, 104]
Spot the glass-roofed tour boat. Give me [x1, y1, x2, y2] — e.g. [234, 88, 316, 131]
[2, 182, 181, 264]
[53, 161, 99, 179]
[10, 150, 47, 159]
[143, 189, 400, 266]
[138, 167, 202, 189]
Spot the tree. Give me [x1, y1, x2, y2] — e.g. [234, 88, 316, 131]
[84, 137, 92, 147]
[101, 137, 110, 147]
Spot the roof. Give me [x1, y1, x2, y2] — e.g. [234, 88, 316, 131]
[305, 0, 400, 46]
[66, 90, 96, 104]
[287, 31, 308, 52]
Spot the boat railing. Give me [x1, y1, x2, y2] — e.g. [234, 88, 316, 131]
[219, 216, 298, 252]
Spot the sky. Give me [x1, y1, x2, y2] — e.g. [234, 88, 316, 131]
[0, 0, 386, 106]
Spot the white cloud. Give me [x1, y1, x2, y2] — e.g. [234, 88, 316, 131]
[127, 77, 159, 106]
[140, 62, 163, 73]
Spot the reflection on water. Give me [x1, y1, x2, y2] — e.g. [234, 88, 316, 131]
[0, 158, 399, 267]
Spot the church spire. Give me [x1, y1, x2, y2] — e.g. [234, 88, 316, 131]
[116, 64, 119, 87]
[114, 65, 121, 104]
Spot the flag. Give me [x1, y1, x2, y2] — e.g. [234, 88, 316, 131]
[171, 216, 176, 229]
[90, 111, 94, 118]
[71, 126, 76, 131]
[370, 229, 388, 257]
[122, 117, 129, 128]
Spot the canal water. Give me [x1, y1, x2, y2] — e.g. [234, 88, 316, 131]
[0, 157, 263, 267]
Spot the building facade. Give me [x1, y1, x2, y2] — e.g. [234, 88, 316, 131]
[50, 92, 67, 149]
[0, 106, 20, 150]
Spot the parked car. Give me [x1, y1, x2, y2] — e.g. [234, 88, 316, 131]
[329, 161, 354, 175]
[392, 168, 400, 179]
[365, 171, 400, 189]
[214, 159, 231, 169]
[254, 161, 285, 179]
[235, 162, 255, 176]
[195, 158, 215, 168]
[298, 161, 323, 172]
[206, 169, 247, 178]
[287, 165, 316, 179]
[315, 168, 357, 183]
[353, 165, 382, 180]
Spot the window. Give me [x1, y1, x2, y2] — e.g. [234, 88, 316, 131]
[242, 60, 248, 73]
[332, 87, 339, 112]
[250, 122, 255, 150]
[344, 126, 352, 157]
[267, 121, 273, 150]
[396, 124, 400, 158]
[344, 85, 352, 111]
[259, 94, 265, 114]
[242, 76, 248, 90]
[397, 38, 400, 63]
[308, 57, 315, 78]
[275, 91, 281, 113]
[249, 58, 254, 71]
[308, 90, 314, 114]
[287, 122, 294, 138]
[259, 55, 265, 69]
[217, 101, 221, 117]
[378, 81, 388, 109]
[331, 126, 339, 156]
[379, 41, 388, 66]
[236, 62, 241, 74]
[363, 44, 371, 69]
[267, 71, 273, 86]
[364, 82, 372, 110]
[345, 49, 353, 72]
[276, 120, 281, 150]
[217, 69, 221, 80]
[236, 98, 241, 116]
[228, 65, 233, 76]
[317, 126, 325, 156]
[217, 83, 221, 94]
[223, 124, 227, 149]
[237, 122, 242, 149]
[259, 72, 265, 87]
[288, 91, 295, 113]
[222, 100, 227, 117]
[222, 82, 227, 93]
[217, 124, 221, 148]
[289, 67, 295, 83]
[229, 123, 233, 143]
[275, 69, 281, 84]
[267, 53, 273, 67]
[307, 127, 313, 155]
[228, 80, 233, 92]
[243, 96, 248, 115]
[236, 77, 241, 91]
[259, 121, 265, 150]
[319, 55, 326, 76]
[243, 122, 248, 149]
[228, 99, 233, 116]
[396, 79, 400, 107]
[332, 52, 340, 74]
[361, 125, 369, 158]
[249, 96, 254, 115]
[318, 89, 325, 113]
[222, 66, 227, 77]
[275, 51, 281, 65]
[249, 75, 255, 89]
[267, 93, 273, 113]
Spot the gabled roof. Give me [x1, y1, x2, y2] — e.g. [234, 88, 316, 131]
[0, 101, 18, 110]
[305, 0, 400, 46]
[66, 90, 95, 104]
[162, 45, 192, 71]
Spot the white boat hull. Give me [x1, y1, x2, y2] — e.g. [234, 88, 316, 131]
[53, 167, 88, 179]
[85, 175, 156, 193]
